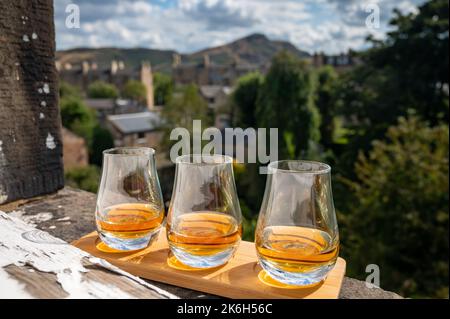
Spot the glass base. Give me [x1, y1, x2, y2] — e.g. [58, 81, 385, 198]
[259, 258, 334, 286]
[169, 245, 236, 268]
[98, 229, 160, 251]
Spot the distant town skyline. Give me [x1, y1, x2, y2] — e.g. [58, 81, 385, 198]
[55, 0, 426, 54]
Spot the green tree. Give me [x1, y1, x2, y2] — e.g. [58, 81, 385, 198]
[161, 84, 211, 152]
[90, 125, 115, 166]
[336, 0, 449, 164]
[59, 90, 114, 167]
[256, 51, 320, 158]
[122, 80, 147, 103]
[232, 72, 263, 128]
[154, 72, 173, 105]
[314, 66, 340, 149]
[59, 81, 81, 99]
[366, 0, 449, 125]
[60, 97, 96, 142]
[65, 165, 101, 193]
[87, 81, 119, 99]
[343, 116, 449, 298]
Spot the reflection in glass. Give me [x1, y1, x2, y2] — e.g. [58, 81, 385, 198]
[255, 160, 339, 286]
[96, 147, 165, 251]
[167, 154, 242, 268]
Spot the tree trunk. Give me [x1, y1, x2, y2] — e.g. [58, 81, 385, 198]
[0, 0, 63, 204]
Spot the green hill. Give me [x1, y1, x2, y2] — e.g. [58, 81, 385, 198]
[56, 33, 311, 74]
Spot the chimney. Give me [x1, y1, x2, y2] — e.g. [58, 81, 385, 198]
[172, 53, 181, 67]
[55, 61, 61, 72]
[82, 61, 90, 75]
[203, 54, 210, 67]
[111, 60, 118, 75]
[313, 52, 325, 68]
[140, 61, 154, 111]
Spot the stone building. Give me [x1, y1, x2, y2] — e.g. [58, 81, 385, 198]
[172, 53, 259, 86]
[106, 111, 163, 149]
[311, 51, 360, 71]
[61, 127, 89, 169]
[83, 98, 145, 125]
[199, 85, 232, 110]
[57, 60, 155, 111]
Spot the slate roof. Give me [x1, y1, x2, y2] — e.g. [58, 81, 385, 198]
[107, 112, 161, 134]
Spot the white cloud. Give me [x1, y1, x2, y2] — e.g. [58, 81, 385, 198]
[55, 0, 427, 54]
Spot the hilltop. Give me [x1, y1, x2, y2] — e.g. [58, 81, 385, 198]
[56, 33, 310, 73]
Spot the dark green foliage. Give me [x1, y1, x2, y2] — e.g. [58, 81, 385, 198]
[122, 80, 147, 104]
[161, 84, 211, 152]
[336, 0, 449, 163]
[228, 0, 449, 298]
[60, 96, 96, 142]
[256, 51, 321, 158]
[331, 0, 449, 298]
[90, 125, 115, 166]
[366, 0, 449, 125]
[64, 165, 101, 193]
[59, 81, 81, 99]
[313, 66, 339, 149]
[87, 81, 119, 99]
[232, 72, 263, 128]
[154, 72, 174, 105]
[343, 117, 449, 298]
[59, 81, 114, 167]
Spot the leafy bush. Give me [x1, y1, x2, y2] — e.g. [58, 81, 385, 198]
[343, 117, 449, 298]
[65, 165, 101, 193]
[87, 81, 119, 99]
[122, 80, 147, 103]
[256, 51, 320, 158]
[154, 72, 173, 105]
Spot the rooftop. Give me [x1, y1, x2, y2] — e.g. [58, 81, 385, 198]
[107, 111, 161, 134]
[199, 85, 232, 99]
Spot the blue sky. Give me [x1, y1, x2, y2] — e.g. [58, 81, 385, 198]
[54, 0, 427, 54]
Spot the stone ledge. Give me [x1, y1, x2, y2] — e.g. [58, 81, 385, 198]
[0, 186, 403, 299]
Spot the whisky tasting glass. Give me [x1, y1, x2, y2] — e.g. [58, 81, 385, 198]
[96, 147, 165, 251]
[255, 160, 339, 286]
[167, 154, 242, 268]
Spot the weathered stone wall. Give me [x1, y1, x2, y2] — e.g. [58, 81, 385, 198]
[0, 0, 64, 204]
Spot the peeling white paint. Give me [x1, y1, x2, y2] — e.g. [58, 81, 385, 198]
[22, 35, 29, 42]
[40, 101, 46, 107]
[0, 267, 32, 299]
[48, 225, 56, 229]
[32, 33, 38, 40]
[39, 113, 45, 119]
[9, 211, 53, 227]
[0, 140, 3, 152]
[9, 129, 16, 143]
[0, 212, 178, 299]
[56, 217, 70, 222]
[46, 133, 56, 149]
[43, 83, 50, 94]
[38, 88, 43, 94]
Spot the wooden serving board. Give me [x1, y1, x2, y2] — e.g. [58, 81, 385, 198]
[72, 230, 346, 299]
